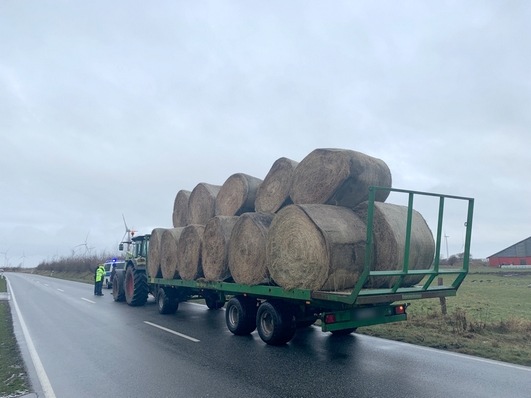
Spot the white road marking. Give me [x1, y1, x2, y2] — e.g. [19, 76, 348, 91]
[144, 321, 200, 342]
[81, 298, 96, 304]
[57, 289, 64, 292]
[6, 278, 57, 398]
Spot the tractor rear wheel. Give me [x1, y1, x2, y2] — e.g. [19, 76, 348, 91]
[125, 266, 148, 306]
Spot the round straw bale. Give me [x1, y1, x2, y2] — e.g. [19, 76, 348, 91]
[177, 224, 205, 280]
[290, 148, 392, 207]
[160, 228, 184, 280]
[228, 212, 274, 285]
[147, 227, 167, 278]
[255, 157, 299, 213]
[172, 190, 191, 227]
[267, 204, 367, 291]
[354, 202, 435, 288]
[187, 183, 221, 225]
[202, 216, 239, 281]
[215, 173, 263, 216]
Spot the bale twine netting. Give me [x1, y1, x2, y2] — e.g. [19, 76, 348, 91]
[160, 228, 185, 280]
[254, 157, 299, 213]
[228, 212, 274, 285]
[266, 204, 368, 291]
[215, 173, 263, 216]
[147, 227, 168, 278]
[353, 202, 435, 288]
[290, 148, 392, 208]
[187, 183, 221, 225]
[202, 216, 239, 281]
[172, 190, 191, 227]
[177, 224, 205, 280]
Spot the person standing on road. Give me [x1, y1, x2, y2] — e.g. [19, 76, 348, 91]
[95, 264, 105, 296]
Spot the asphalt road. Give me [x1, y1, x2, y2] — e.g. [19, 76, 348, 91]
[6, 273, 531, 398]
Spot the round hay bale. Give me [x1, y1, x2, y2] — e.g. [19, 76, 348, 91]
[172, 190, 191, 227]
[202, 216, 239, 281]
[354, 202, 435, 288]
[215, 173, 263, 216]
[255, 157, 299, 213]
[290, 148, 392, 207]
[187, 183, 222, 225]
[228, 212, 274, 285]
[147, 227, 167, 278]
[177, 224, 205, 280]
[267, 204, 367, 291]
[160, 228, 185, 280]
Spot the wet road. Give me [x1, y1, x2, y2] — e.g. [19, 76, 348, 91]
[6, 273, 531, 398]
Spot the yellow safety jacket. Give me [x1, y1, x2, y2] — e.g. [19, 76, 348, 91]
[95, 265, 105, 282]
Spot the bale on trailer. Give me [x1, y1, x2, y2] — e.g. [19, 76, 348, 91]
[160, 228, 185, 280]
[147, 227, 167, 278]
[177, 224, 205, 280]
[228, 212, 274, 285]
[353, 201, 435, 288]
[202, 216, 239, 281]
[215, 173, 263, 216]
[173, 190, 191, 227]
[266, 204, 367, 291]
[290, 148, 392, 208]
[255, 157, 299, 213]
[187, 183, 221, 225]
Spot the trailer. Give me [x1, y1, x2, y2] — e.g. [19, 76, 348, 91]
[112, 187, 474, 345]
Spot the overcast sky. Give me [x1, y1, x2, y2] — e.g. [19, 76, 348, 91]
[1, 1, 530, 268]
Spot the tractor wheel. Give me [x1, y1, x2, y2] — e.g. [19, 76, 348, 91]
[125, 266, 148, 307]
[157, 288, 179, 314]
[256, 301, 296, 345]
[112, 271, 125, 302]
[225, 296, 257, 335]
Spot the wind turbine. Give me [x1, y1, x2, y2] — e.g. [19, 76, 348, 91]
[19, 251, 26, 267]
[74, 232, 95, 257]
[120, 214, 136, 253]
[444, 232, 450, 259]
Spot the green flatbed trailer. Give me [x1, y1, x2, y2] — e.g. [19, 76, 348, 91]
[113, 187, 474, 346]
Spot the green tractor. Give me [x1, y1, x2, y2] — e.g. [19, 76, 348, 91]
[113, 234, 149, 306]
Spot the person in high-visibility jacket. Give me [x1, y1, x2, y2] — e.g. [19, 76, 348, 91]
[94, 264, 105, 296]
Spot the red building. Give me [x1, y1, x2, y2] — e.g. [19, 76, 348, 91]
[488, 236, 531, 267]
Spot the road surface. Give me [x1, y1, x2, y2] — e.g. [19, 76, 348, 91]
[6, 273, 531, 398]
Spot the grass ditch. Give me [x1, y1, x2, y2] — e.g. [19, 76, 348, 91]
[0, 276, 30, 397]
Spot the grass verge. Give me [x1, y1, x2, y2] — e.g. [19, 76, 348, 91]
[0, 276, 30, 397]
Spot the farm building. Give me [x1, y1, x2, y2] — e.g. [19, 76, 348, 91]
[488, 236, 531, 267]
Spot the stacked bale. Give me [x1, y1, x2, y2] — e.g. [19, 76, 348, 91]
[177, 224, 205, 280]
[202, 216, 239, 281]
[255, 157, 299, 213]
[187, 183, 221, 225]
[147, 227, 167, 278]
[266, 204, 367, 291]
[228, 212, 274, 285]
[215, 173, 263, 216]
[173, 190, 191, 227]
[353, 202, 435, 288]
[290, 148, 392, 207]
[160, 228, 184, 279]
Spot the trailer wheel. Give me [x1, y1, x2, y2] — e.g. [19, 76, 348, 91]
[330, 328, 357, 336]
[225, 296, 257, 335]
[112, 271, 125, 302]
[256, 301, 296, 345]
[205, 294, 225, 310]
[125, 266, 148, 307]
[157, 288, 179, 314]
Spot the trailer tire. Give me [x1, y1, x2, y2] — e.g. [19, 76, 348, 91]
[112, 271, 125, 302]
[157, 288, 179, 314]
[125, 266, 148, 307]
[205, 294, 225, 310]
[225, 296, 257, 335]
[256, 301, 296, 345]
[330, 328, 357, 336]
